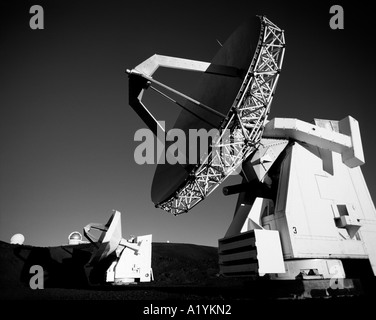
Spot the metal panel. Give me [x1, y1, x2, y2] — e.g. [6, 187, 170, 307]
[114, 234, 153, 283]
[219, 229, 285, 276]
[219, 250, 257, 264]
[254, 229, 285, 275]
[219, 237, 256, 252]
[280, 143, 371, 259]
[263, 117, 364, 168]
[360, 227, 376, 275]
[220, 263, 258, 275]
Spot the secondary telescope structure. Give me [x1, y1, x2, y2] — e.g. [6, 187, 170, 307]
[127, 15, 376, 294]
[84, 210, 153, 285]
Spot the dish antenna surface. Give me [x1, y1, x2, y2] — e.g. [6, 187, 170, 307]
[84, 210, 122, 265]
[127, 16, 285, 215]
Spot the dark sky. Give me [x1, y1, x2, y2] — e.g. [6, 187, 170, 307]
[1, 1, 375, 247]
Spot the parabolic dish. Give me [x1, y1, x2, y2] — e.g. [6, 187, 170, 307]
[85, 210, 122, 265]
[151, 17, 261, 205]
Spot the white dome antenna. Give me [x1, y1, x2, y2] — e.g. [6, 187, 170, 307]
[10, 233, 25, 245]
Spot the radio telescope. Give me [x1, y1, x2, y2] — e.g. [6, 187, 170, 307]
[127, 15, 376, 296]
[83, 210, 152, 285]
[128, 16, 284, 215]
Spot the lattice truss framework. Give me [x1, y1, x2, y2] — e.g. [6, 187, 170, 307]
[157, 16, 286, 215]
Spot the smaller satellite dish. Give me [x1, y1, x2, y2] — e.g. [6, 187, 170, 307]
[84, 210, 122, 265]
[10, 233, 25, 245]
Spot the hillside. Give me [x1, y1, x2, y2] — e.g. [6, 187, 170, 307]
[0, 240, 227, 300]
[1, 240, 375, 303]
